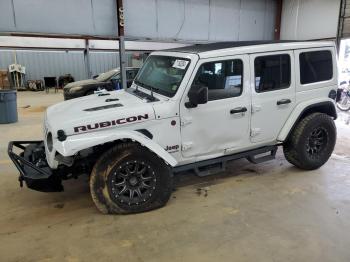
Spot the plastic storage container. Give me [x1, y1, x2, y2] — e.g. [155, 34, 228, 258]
[0, 90, 18, 124]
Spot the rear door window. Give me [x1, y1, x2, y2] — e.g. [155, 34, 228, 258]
[299, 50, 333, 84]
[254, 54, 291, 93]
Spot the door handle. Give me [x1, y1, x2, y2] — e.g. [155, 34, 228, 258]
[277, 99, 291, 105]
[230, 107, 247, 114]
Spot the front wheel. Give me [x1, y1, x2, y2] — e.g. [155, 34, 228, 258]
[90, 143, 173, 214]
[283, 113, 336, 170]
[337, 90, 350, 111]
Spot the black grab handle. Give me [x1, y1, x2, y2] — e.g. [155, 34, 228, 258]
[277, 99, 291, 105]
[230, 107, 247, 114]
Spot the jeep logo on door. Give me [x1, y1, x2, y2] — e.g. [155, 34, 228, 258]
[74, 114, 149, 133]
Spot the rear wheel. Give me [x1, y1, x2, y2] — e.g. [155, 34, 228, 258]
[283, 113, 336, 170]
[90, 142, 173, 214]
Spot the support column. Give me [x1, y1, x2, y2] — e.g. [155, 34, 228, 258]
[118, 36, 127, 89]
[116, 0, 127, 89]
[274, 0, 283, 40]
[84, 39, 92, 78]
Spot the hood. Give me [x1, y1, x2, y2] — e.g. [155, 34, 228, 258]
[64, 79, 102, 89]
[46, 90, 155, 137]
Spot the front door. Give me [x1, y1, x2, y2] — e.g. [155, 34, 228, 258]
[249, 51, 296, 143]
[180, 55, 251, 159]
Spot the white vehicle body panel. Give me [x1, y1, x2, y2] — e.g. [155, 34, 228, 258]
[249, 50, 296, 143]
[179, 54, 251, 159]
[42, 41, 337, 170]
[55, 129, 178, 166]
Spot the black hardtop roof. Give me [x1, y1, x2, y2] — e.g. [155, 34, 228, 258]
[166, 40, 304, 54]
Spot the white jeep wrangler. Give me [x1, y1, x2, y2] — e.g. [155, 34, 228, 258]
[9, 41, 338, 214]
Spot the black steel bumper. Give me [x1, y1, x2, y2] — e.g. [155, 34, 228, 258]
[8, 141, 64, 192]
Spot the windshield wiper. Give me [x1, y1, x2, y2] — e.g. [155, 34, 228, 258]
[134, 79, 159, 101]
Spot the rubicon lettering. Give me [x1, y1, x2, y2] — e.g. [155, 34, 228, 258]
[74, 114, 149, 133]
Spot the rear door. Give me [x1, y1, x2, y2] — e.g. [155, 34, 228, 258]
[249, 51, 296, 143]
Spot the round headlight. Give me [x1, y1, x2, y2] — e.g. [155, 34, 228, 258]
[47, 132, 53, 152]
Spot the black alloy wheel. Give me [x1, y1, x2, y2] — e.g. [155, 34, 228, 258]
[108, 160, 157, 206]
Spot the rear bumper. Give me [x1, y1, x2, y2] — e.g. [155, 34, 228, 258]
[8, 141, 64, 192]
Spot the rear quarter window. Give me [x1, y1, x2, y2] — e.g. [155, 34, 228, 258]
[299, 50, 333, 85]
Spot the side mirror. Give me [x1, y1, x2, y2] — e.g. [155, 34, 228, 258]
[185, 85, 208, 108]
[93, 75, 99, 79]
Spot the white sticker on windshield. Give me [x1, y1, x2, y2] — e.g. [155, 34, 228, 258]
[172, 59, 189, 69]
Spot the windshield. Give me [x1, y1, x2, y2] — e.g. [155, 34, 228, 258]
[134, 55, 190, 97]
[96, 69, 119, 82]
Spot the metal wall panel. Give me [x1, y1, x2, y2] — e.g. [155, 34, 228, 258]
[0, 49, 138, 82]
[124, 0, 277, 41]
[1, 0, 276, 41]
[281, 0, 341, 40]
[89, 51, 120, 76]
[89, 51, 135, 75]
[0, 0, 118, 37]
[0, 49, 86, 81]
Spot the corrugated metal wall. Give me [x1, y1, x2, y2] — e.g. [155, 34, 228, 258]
[89, 51, 120, 76]
[281, 0, 341, 40]
[0, 0, 118, 37]
[0, 49, 86, 80]
[0, 49, 137, 81]
[124, 0, 277, 41]
[1, 0, 276, 41]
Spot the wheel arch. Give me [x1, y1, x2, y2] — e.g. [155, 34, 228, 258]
[54, 130, 178, 167]
[278, 100, 337, 142]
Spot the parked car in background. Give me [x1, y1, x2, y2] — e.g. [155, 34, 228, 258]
[63, 67, 139, 100]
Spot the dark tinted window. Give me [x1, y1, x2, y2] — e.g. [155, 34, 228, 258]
[254, 54, 291, 93]
[299, 50, 333, 84]
[192, 59, 243, 101]
[126, 70, 136, 79]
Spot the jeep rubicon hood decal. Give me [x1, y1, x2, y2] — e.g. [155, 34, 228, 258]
[45, 90, 155, 136]
[74, 114, 149, 133]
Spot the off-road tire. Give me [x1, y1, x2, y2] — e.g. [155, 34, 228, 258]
[90, 142, 173, 214]
[283, 113, 336, 170]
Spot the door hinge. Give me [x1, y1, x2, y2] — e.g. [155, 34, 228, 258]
[250, 128, 261, 137]
[182, 142, 193, 151]
[180, 117, 192, 127]
[251, 105, 262, 113]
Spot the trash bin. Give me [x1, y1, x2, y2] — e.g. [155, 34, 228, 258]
[0, 90, 18, 124]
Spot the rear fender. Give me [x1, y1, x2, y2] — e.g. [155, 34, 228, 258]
[54, 130, 177, 166]
[277, 98, 337, 142]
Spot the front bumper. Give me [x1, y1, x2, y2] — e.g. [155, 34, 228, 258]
[8, 141, 64, 192]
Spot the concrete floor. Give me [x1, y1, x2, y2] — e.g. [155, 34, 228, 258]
[1, 91, 350, 262]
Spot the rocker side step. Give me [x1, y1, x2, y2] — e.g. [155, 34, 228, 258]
[173, 145, 278, 177]
[246, 146, 277, 164]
